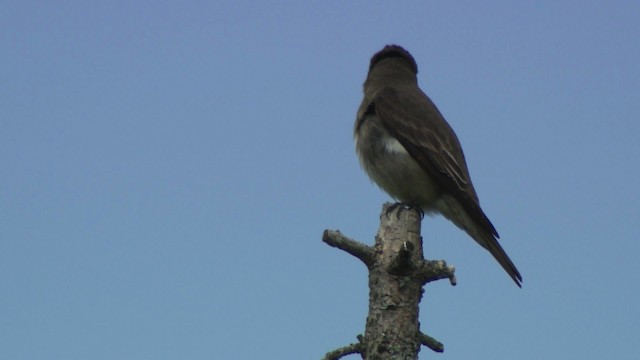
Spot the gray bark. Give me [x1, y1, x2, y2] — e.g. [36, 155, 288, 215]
[322, 203, 455, 360]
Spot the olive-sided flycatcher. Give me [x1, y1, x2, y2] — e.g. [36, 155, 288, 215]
[354, 45, 522, 287]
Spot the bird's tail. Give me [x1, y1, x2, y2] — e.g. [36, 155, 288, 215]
[436, 195, 522, 287]
[477, 232, 523, 287]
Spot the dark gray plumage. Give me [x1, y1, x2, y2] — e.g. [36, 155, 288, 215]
[355, 45, 522, 287]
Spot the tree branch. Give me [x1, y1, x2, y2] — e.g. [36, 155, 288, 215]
[322, 230, 374, 267]
[387, 241, 416, 275]
[414, 260, 457, 286]
[322, 203, 456, 359]
[418, 331, 444, 353]
[322, 336, 364, 360]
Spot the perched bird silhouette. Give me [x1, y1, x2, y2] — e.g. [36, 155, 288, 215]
[354, 45, 522, 287]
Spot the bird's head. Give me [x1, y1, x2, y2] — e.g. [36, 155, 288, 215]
[365, 45, 419, 90]
[369, 45, 418, 74]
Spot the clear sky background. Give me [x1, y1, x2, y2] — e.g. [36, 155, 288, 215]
[2, 1, 639, 359]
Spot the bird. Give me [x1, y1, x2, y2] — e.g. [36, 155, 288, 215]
[354, 45, 522, 287]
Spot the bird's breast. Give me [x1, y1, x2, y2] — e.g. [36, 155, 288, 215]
[355, 115, 441, 209]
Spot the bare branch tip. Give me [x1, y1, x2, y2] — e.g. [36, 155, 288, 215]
[449, 266, 457, 286]
[419, 331, 444, 353]
[321, 229, 374, 266]
[322, 339, 363, 360]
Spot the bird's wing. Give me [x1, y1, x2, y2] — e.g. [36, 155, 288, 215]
[373, 86, 498, 238]
[374, 86, 522, 287]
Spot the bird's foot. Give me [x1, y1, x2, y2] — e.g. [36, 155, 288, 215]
[386, 202, 424, 219]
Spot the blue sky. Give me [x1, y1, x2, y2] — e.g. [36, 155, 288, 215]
[2, 1, 639, 359]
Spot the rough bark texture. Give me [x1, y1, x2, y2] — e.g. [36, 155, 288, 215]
[363, 204, 424, 360]
[322, 203, 455, 360]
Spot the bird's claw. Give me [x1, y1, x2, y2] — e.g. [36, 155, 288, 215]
[386, 202, 424, 219]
